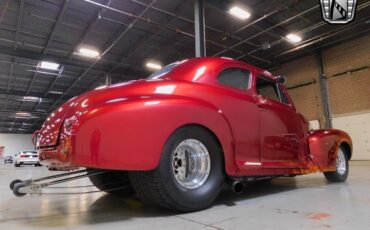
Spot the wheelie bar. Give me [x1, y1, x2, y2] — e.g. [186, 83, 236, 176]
[9, 169, 106, 197]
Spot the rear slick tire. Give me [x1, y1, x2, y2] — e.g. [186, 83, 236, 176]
[324, 146, 349, 182]
[129, 126, 224, 212]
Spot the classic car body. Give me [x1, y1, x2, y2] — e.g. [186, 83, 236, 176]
[34, 57, 352, 211]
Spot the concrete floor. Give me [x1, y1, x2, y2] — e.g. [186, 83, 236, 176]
[0, 161, 369, 230]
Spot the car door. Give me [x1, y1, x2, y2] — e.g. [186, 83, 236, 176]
[213, 66, 261, 168]
[255, 75, 305, 168]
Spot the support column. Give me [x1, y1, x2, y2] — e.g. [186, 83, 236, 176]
[105, 73, 111, 86]
[316, 51, 332, 128]
[194, 0, 206, 57]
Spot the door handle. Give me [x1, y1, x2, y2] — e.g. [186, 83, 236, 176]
[256, 98, 271, 108]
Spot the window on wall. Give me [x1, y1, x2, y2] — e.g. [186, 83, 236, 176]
[217, 68, 250, 90]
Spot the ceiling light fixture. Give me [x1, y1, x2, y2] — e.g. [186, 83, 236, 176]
[77, 47, 100, 58]
[228, 6, 251, 20]
[15, 112, 31, 117]
[39, 61, 60, 70]
[23, 96, 41, 102]
[48, 90, 63, 95]
[286, 33, 302, 43]
[35, 109, 47, 113]
[146, 62, 162, 70]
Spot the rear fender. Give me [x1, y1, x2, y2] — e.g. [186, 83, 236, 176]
[308, 129, 352, 171]
[69, 95, 237, 174]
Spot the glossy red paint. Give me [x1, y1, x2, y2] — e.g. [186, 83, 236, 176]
[36, 57, 352, 176]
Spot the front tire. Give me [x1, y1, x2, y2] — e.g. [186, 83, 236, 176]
[324, 146, 349, 182]
[129, 126, 224, 212]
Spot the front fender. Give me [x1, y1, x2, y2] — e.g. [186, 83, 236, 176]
[308, 129, 352, 171]
[69, 95, 236, 174]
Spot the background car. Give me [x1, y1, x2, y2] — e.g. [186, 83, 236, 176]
[14, 150, 41, 167]
[3, 156, 13, 164]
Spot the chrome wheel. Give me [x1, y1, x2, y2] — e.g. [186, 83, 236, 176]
[336, 148, 346, 175]
[172, 139, 211, 189]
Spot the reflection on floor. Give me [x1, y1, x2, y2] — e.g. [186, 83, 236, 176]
[0, 161, 369, 229]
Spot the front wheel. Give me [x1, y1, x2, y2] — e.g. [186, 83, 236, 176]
[129, 126, 225, 212]
[324, 146, 349, 182]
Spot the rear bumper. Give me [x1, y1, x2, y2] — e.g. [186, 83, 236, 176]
[18, 159, 39, 164]
[39, 148, 71, 168]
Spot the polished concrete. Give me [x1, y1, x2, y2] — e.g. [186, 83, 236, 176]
[0, 161, 369, 230]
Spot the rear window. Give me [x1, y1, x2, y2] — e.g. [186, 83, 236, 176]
[217, 68, 251, 90]
[23, 151, 37, 154]
[147, 62, 179, 80]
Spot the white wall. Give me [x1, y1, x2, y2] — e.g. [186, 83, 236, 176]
[333, 112, 370, 160]
[0, 134, 34, 157]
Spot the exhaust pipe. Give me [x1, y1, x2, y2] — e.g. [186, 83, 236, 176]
[231, 181, 245, 195]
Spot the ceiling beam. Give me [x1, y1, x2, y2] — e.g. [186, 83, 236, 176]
[14, 0, 25, 49]
[0, 90, 61, 100]
[67, 0, 112, 59]
[215, 5, 319, 56]
[6, 62, 14, 93]
[48, 0, 157, 111]
[0, 0, 11, 24]
[43, 0, 70, 55]
[0, 44, 108, 73]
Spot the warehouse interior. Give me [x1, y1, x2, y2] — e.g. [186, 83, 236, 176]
[0, 0, 369, 229]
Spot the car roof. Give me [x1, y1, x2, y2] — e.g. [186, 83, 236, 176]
[166, 57, 275, 82]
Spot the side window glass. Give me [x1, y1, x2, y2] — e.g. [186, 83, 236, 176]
[278, 85, 290, 105]
[256, 76, 280, 102]
[217, 68, 250, 90]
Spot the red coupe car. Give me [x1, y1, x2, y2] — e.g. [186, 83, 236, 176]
[35, 57, 352, 211]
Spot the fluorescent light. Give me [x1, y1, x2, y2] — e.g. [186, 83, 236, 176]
[23, 96, 41, 102]
[286, 33, 302, 43]
[95, 85, 108, 90]
[146, 62, 162, 70]
[39, 61, 59, 70]
[77, 47, 100, 58]
[228, 6, 251, 20]
[48, 90, 63, 95]
[15, 112, 31, 117]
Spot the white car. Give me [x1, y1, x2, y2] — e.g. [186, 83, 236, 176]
[14, 150, 41, 167]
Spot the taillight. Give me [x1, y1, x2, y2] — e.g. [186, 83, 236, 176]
[20, 155, 28, 158]
[63, 117, 76, 135]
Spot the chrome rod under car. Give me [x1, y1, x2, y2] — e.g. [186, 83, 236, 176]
[9, 169, 114, 196]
